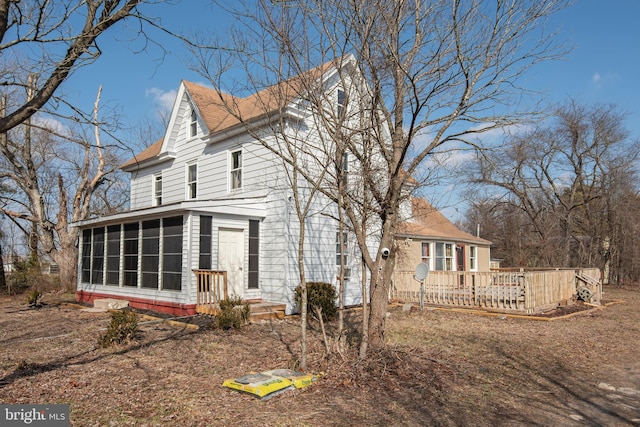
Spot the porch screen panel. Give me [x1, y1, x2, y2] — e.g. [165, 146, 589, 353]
[106, 225, 121, 286]
[81, 229, 91, 283]
[248, 220, 259, 289]
[123, 223, 139, 287]
[199, 215, 212, 269]
[91, 227, 105, 285]
[162, 216, 183, 290]
[141, 219, 160, 289]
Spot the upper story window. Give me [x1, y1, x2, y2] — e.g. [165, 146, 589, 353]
[154, 174, 162, 205]
[230, 150, 242, 190]
[469, 245, 477, 271]
[190, 108, 197, 138]
[337, 89, 346, 118]
[435, 242, 454, 271]
[187, 163, 197, 199]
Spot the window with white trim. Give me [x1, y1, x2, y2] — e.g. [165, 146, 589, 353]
[469, 245, 477, 271]
[154, 174, 162, 205]
[187, 163, 197, 199]
[435, 242, 454, 271]
[230, 150, 242, 190]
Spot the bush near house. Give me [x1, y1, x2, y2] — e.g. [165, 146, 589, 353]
[98, 309, 139, 348]
[215, 296, 250, 330]
[294, 282, 338, 322]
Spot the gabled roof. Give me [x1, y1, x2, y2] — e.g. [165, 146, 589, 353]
[122, 57, 348, 169]
[396, 198, 491, 245]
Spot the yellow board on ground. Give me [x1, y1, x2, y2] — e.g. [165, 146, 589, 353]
[222, 369, 319, 400]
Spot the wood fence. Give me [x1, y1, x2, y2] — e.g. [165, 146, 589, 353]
[391, 268, 602, 314]
[194, 269, 227, 315]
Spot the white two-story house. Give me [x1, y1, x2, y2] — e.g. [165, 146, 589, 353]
[75, 58, 369, 315]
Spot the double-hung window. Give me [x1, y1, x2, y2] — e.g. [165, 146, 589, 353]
[230, 150, 242, 190]
[435, 242, 454, 271]
[469, 246, 477, 271]
[187, 163, 197, 199]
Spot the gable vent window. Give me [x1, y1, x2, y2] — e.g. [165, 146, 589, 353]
[190, 108, 197, 137]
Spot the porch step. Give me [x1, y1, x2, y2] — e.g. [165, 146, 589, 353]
[249, 302, 287, 321]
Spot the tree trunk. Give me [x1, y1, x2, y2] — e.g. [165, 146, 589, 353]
[51, 245, 78, 292]
[0, 241, 6, 292]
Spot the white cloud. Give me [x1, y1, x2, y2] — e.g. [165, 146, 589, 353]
[592, 72, 601, 84]
[145, 87, 177, 113]
[33, 115, 67, 134]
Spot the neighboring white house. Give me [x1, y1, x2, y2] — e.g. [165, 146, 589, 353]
[75, 57, 369, 315]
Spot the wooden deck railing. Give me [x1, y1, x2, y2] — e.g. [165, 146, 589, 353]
[194, 270, 227, 315]
[391, 268, 601, 314]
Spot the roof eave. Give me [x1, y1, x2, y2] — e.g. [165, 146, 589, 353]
[121, 151, 176, 172]
[395, 231, 492, 246]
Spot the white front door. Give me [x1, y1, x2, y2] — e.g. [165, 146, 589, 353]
[218, 228, 245, 298]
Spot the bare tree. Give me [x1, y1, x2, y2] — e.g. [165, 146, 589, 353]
[197, 0, 568, 356]
[0, 86, 125, 289]
[0, 0, 192, 134]
[469, 101, 640, 282]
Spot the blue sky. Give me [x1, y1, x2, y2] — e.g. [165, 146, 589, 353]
[60, 0, 640, 208]
[64, 1, 640, 145]
[529, 0, 640, 129]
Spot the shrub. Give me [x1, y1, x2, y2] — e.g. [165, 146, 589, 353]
[294, 282, 338, 321]
[4, 257, 59, 295]
[26, 289, 42, 307]
[215, 296, 250, 330]
[99, 309, 139, 348]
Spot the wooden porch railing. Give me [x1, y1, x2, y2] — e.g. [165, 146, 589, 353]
[194, 270, 227, 315]
[391, 268, 602, 314]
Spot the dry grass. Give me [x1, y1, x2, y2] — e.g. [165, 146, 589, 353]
[1, 287, 639, 426]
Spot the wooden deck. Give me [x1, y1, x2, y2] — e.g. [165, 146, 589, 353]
[391, 268, 601, 314]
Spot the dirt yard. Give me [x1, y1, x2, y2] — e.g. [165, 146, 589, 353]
[1, 287, 639, 426]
